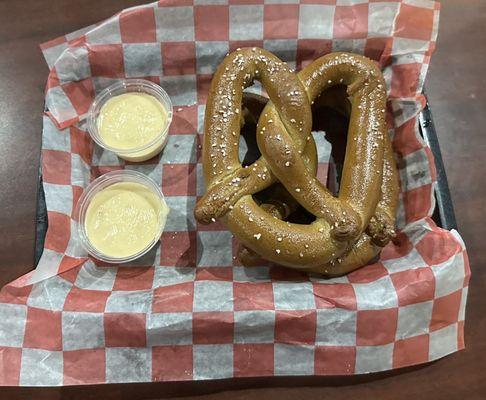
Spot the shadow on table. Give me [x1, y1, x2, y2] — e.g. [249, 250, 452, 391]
[0, 361, 438, 399]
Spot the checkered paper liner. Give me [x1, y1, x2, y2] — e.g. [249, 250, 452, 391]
[0, 0, 470, 387]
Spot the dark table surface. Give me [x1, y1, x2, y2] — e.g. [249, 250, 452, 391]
[1, 0, 485, 398]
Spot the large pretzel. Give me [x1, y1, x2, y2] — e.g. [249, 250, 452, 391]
[194, 48, 398, 276]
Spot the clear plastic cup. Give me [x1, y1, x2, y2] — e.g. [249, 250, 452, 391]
[74, 170, 168, 263]
[87, 79, 173, 162]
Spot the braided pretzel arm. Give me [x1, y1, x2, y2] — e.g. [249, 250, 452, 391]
[296, 53, 388, 233]
[195, 48, 320, 224]
[195, 48, 398, 275]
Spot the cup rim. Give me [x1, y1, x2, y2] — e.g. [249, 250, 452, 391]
[87, 79, 173, 155]
[74, 170, 167, 263]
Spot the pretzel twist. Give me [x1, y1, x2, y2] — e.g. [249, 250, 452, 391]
[194, 48, 398, 276]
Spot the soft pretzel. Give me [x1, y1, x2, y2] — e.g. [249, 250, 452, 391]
[194, 48, 398, 276]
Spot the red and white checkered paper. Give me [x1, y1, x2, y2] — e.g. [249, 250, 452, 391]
[0, 0, 470, 387]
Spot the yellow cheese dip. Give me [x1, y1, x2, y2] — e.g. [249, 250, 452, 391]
[97, 93, 169, 162]
[84, 182, 169, 259]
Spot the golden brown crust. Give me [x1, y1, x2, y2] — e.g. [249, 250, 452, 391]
[194, 48, 398, 276]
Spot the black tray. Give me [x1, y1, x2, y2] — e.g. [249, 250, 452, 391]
[33, 97, 456, 266]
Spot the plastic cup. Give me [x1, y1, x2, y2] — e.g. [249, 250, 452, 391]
[74, 170, 168, 263]
[87, 79, 173, 162]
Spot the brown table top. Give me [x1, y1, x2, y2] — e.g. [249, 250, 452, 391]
[1, 0, 485, 398]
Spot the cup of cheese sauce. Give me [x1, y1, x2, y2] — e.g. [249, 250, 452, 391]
[88, 79, 173, 162]
[75, 170, 169, 263]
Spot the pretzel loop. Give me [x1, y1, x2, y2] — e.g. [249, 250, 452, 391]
[195, 48, 398, 275]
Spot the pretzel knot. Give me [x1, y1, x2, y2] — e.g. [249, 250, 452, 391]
[195, 48, 399, 276]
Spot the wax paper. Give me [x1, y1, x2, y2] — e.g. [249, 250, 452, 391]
[0, 0, 470, 386]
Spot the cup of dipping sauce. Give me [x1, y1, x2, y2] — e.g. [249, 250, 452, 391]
[88, 79, 173, 162]
[75, 170, 169, 263]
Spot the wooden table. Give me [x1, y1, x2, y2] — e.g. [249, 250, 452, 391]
[1, 0, 485, 398]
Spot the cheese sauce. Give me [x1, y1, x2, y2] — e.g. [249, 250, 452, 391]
[85, 182, 169, 258]
[97, 92, 169, 161]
